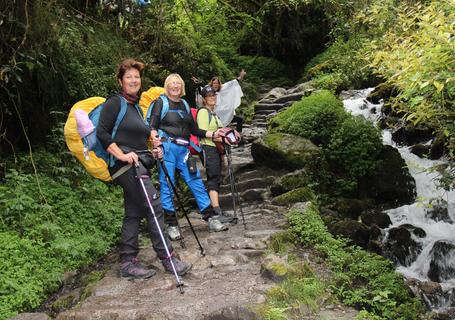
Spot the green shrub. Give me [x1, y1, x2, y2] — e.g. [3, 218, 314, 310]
[270, 90, 347, 146]
[288, 204, 426, 319]
[327, 116, 382, 179]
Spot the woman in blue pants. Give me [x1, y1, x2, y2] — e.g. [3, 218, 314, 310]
[149, 73, 228, 240]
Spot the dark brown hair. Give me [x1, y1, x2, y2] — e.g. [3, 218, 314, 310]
[116, 58, 145, 80]
[209, 76, 222, 91]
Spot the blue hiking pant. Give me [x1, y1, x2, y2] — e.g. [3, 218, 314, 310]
[159, 142, 210, 220]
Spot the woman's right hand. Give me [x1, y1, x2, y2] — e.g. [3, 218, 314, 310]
[120, 152, 139, 165]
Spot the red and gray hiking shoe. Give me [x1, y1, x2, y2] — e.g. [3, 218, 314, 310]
[120, 258, 156, 279]
[161, 256, 192, 276]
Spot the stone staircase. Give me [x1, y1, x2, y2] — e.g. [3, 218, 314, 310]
[12, 84, 359, 320]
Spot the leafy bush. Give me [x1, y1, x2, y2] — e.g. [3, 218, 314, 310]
[0, 150, 123, 318]
[288, 204, 426, 319]
[302, 36, 376, 91]
[327, 116, 382, 178]
[270, 90, 347, 146]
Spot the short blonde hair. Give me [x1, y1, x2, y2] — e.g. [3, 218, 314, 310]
[164, 73, 186, 97]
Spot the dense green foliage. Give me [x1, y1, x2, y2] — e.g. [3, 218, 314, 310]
[287, 204, 425, 319]
[0, 150, 123, 319]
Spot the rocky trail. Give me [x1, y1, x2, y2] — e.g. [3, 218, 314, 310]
[13, 85, 358, 320]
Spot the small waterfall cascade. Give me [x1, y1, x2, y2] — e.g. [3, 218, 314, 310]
[341, 88, 455, 312]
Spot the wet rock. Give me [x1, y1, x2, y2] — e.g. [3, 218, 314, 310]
[332, 198, 375, 220]
[411, 144, 430, 158]
[430, 136, 445, 160]
[361, 210, 392, 228]
[358, 145, 416, 207]
[400, 224, 426, 238]
[369, 225, 383, 240]
[426, 200, 452, 223]
[428, 240, 455, 282]
[251, 133, 325, 172]
[384, 226, 422, 266]
[329, 220, 370, 248]
[366, 83, 397, 105]
[367, 240, 383, 255]
[270, 169, 310, 197]
[10, 313, 51, 320]
[391, 123, 434, 146]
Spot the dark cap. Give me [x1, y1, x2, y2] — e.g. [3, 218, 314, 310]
[201, 85, 216, 97]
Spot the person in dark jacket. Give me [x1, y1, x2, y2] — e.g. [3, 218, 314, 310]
[150, 73, 228, 241]
[97, 59, 191, 279]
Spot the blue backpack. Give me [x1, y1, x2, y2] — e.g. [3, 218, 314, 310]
[83, 96, 143, 167]
[145, 95, 202, 154]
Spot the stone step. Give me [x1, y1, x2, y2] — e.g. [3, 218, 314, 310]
[251, 121, 267, 127]
[254, 103, 286, 112]
[219, 188, 267, 209]
[254, 109, 276, 116]
[272, 92, 304, 104]
[220, 176, 275, 194]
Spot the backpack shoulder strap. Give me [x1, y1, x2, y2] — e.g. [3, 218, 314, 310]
[181, 99, 190, 114]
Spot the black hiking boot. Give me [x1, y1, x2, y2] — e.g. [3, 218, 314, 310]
[120, 258, 156, 279]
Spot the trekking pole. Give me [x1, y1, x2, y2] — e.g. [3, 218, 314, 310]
[158, 159, 206, 256]
[135, 150, 186, 249]
[225, 145, 246, 227]
[133, 163, 184, 294]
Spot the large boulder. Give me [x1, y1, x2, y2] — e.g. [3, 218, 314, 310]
[425, 200, 452, 223]
[270, 169, 310, 197]
[271, 187, 316, 206]
[384, 226, 422, 266]
[251, 133, 325, 172]
[358, 145, 416, 207]
[329, 220, 370, 248]
[391, 122, 434, 146]
[428, 240, 455, 282]
[360, 210, 392, 228]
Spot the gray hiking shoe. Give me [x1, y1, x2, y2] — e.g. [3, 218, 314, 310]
[120, 258, 156, 279]
[208, 216, 229, 232]
[161, 256, 192, 276]
[167, 225, 182, 241]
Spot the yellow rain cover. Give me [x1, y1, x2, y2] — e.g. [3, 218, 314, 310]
[64, 97, 111, 182]
[139, 86, 165, 116]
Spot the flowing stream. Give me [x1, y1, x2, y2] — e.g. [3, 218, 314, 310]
[341, 88, 455, 311]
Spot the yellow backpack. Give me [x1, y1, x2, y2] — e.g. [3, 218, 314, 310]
[64, 87, 165, 182]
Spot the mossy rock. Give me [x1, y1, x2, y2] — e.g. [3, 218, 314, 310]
[272, 187, 316, 206]
[251, 133, 325, 171]
[270, 169, 310, 197]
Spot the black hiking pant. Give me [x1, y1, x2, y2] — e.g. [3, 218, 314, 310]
[202, 145, 222, 192]
[111, 162, 172, 262]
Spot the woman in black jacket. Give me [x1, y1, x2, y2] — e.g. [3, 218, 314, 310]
[97, 59, 191, 279]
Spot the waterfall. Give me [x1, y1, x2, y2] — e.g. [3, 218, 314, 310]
[341, 89, 455, 311]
